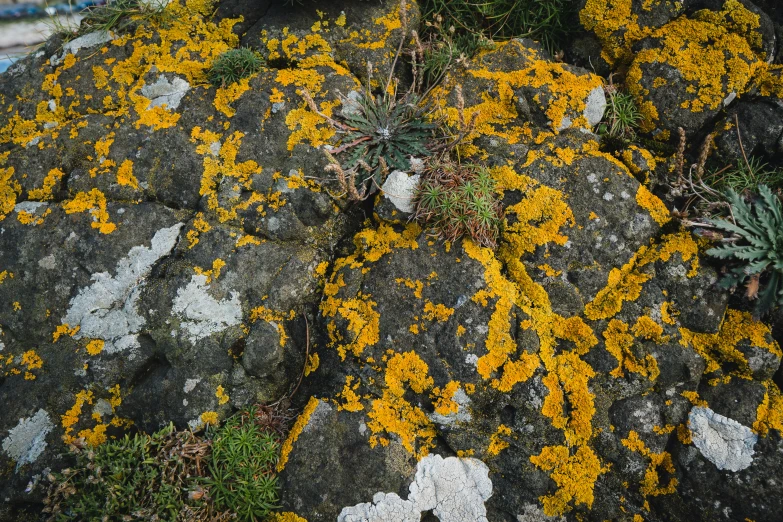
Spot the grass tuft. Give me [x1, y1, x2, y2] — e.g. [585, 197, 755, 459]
[598, 87, 642, 140]
[207, 48, 265, 87]
[79, 0, 170, 36]
[421, 0, 573, 56]
[707, 156, 783, 194]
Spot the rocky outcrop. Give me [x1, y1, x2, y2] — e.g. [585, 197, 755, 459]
[1, 1, 783, 522]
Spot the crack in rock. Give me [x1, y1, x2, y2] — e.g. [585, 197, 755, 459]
[2, 410, 54, 471]
[62, 223, 184, 354]
[171, 274, 242, 342]
[338, 454, 492, 522]
[689, 406, 757, 472]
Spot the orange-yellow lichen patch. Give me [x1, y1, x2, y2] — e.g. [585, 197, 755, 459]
[622, 430, 678, 497]
[304, 353, 320, 376]
[201, 411, 219, 426]
[467, 56, 603, 135]
[53, 323, 80, 342]
[530, 444, 609, 516]
[235, 234, 263, 247]
[0, 166, 20, 221]
[585, 232, 699, 320]
[679, 309, 781, 380]
[628, 5, 763, 126]
[85, 339, 104, 356]
[431, 381, 461, 416]
[269, 513, 308, 522]
[754, 381, 783, 436]
[194, 258, 226, 284]
[192, 129, 263, 222]
[365, 352, 437, 457]
[681, 390, 708, 407]
[250, 305, 295, 347]
[214, 77, 253, 117]
[603, 318, 661, 380]
[395, 277, 424, 299]
[337, 375, 364, 412]
[541, 352, 597, 446]
[422, 301, 454, 322]
[62, 188, 117, 234]
[322, 295, 380, 360]
[487, 424, 512, 456]
[636, 186, 670, 226]
[20, 350, 43, 380]
[215, 385, 229, 405]
[187, 213, 211, 248]
[278, 396, 321, 472]
[61, 390, 95, 444]
[28, 168, 65, 201]
[116, 159, 139, 189]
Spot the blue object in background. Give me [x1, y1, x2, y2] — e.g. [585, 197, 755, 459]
[0, 57, 17, 74]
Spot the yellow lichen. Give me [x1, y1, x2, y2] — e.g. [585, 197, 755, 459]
[278, 396, 321, 472]
[530, 444, 609, 516]
[487, 424, 512, 456]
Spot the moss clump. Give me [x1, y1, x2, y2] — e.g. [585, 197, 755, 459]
[45, 407, 283, 521]
[207, 48, 265, 87]
[412, 158, 503, 248]
[44, 423, 223, 520]
[204, 408, 281, 521]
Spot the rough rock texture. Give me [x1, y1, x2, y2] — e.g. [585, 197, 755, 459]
[580, 0, 780, 139]
[1, 1, 783, 522]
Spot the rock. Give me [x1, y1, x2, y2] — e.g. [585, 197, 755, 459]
[711, 97, 783, 169]
[627, 3, 765, 136]
[2, 1, 783, 521]
[240, 0, 419, 82]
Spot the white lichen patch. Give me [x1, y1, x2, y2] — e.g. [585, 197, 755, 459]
[171, 274, 242, 342]
[183, 378, 202, 394]
[51, 31, 115, 65]
[15, 201, 48, 214]
[689, 406, 757, 472]
[62, 223, 184, 354]
[381, 171, 420, 214]
[2, 410, 54, 471]
[338, 454, 492, 522]
[140, 76, 190, 110]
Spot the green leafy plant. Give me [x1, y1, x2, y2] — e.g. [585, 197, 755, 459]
[706, 185, 783, 314]
[203, 407, 281, 521]
[707, 156, 783, 194]
[207, 48, 265, 87]
[412, 157, 503, 248]
[43, 423, 227, 521]
[303, 1, 477, 201]
[421, 0, 572, 55]
[598, 88, 641, 140]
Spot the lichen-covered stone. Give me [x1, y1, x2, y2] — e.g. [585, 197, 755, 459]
[2, 1, 783, 521]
